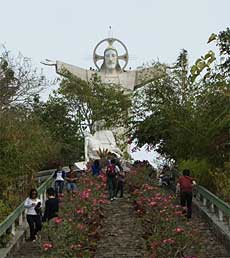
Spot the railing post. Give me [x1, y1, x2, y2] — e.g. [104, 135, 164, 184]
[197, 192, 201, 201]
[19, 213, 23, 226]
[11, 222, 16, 236]
[44, 191, 47, 201]
[203, 197, 207, 207]
[23, 210, 27, 221]
[210, 203, 215, 213]
[218, 209, 223, 222]
[40, 193, 43, 204]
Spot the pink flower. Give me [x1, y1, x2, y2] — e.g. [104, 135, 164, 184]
[175, 227, 184, 233]
[42, 242, 53, 251]
[76, 208, 84, 214]
[149, 201, 157, 207]
[163, 238, 175, 244]
[53, 217, 62, 224]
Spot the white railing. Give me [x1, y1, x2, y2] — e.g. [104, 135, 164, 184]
[195, 185, 230, 229]
[0, 173, 54, 257]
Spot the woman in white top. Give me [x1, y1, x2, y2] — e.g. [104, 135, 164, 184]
[24, 189, 42, 241]
[53, 165, 66, 196]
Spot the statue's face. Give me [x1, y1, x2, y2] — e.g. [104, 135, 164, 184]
[104, 49, 118, 70]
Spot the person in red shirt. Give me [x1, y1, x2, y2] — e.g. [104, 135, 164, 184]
[176, 169, 196, 219]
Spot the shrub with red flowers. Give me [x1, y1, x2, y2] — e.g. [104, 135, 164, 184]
[40, 170, 109, 258]
[126, 166, 203, 258]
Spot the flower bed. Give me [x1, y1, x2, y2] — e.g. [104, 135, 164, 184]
[40, 172, 109, 258]
[126, 166, 203, 258]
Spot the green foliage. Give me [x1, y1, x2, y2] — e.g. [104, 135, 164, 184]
[58, 72, 132, 134]
[40, 174, 108, 257]
[127, 168, 203, 257]
[130, 28, 229, 169]
[0, 47, 63, 222]
[32, 94, 84, 165]
[0, 200, 11, 222]
[209, 169, 230, 202]
[0, 108, 60, 198]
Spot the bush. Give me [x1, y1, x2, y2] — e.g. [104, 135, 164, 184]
[209, 168, 230, 202]
[40, 172, 109, 257]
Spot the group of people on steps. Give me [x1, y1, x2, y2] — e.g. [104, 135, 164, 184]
[91, 158, 126, 200]
[24, 160, 196, 242]
[24, 164, 77, 241]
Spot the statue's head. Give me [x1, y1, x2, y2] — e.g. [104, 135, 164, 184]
[100, 47, 121, 73]
[93, 38, 128, 73]
[104, 48, 118, 70]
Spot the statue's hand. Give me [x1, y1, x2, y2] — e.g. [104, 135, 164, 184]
[40, 59, 56, 66]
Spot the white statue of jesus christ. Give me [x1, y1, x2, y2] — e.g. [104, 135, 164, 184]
[42, 37, 165, 91]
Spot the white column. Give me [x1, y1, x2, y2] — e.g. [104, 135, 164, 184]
[11, 222, 16, 236]
[210, 203, 215, 213]
[218, 209, 223, 222]
[19, 213, 23, 226]
[40, 193, 43, 204]
[44, 191, 47, 201]
[203, 198, 207, 206]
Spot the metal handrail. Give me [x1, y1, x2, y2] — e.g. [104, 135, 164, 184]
[196, 185, 230, 216]
[0, 173, 54, 237]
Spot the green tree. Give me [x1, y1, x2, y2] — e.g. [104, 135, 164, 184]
[130, 28, 229, 167]
[58, 72, 132, 134]
[0, 48, 60, 219]
[0, 107, 60, 209]
[32, 94, 84, 164]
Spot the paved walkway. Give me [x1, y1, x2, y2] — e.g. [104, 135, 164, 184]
[192, 216, 230, 257]
[95, 195, 146, 258]
[9, 240, 41, 258]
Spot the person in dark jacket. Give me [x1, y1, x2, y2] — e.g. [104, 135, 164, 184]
[91, 160, 101, 176]
[176, 169, 196, 219]
[42, 187, 59, 222]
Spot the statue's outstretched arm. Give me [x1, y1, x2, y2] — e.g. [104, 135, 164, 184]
[134, 64, 166, 90]
[41, 59, 91, 82]
[40, 59, 56, 66]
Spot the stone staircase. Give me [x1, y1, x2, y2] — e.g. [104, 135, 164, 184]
[95, 195, 146, 258]
[9, 196, 230, 258]
[5, 178, 230, 258]
[9, 241, 41, 258]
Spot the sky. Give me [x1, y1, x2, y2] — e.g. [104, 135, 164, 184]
[1, 0, 229, 165]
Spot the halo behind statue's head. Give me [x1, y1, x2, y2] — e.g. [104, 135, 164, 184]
[93, 38, 129, 72]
